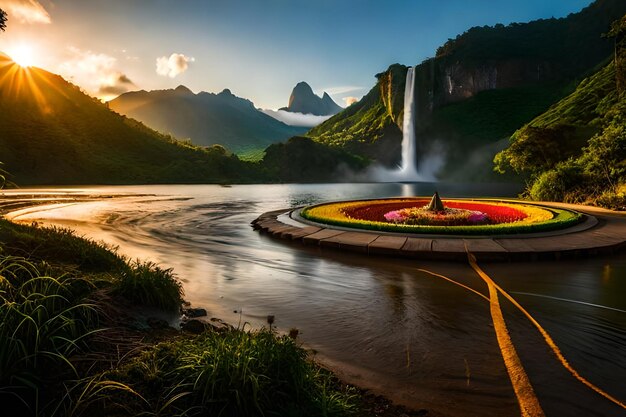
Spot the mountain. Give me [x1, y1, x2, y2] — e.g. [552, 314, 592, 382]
[109, 87, 306, 154]
[0, 54, 255, 185]
[308, 0, 626, 180]
[494, 16, 625, 208]
[280, 82, 343, 116]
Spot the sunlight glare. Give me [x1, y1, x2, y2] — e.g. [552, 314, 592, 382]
[7, 44, 37, 68]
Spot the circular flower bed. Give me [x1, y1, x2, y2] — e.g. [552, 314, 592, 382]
[300, 198, 583, 235]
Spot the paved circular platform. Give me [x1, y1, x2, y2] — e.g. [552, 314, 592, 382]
[252, 202, 626, 262]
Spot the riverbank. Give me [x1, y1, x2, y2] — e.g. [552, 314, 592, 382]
[0, 200, 428, 416]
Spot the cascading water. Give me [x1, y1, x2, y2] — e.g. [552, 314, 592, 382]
[368, 65, 442, 182]
[399, 65, 419, 179]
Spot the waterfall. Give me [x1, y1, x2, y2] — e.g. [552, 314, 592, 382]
[368, 65, 443, 183]
[400, 65, 419, 179]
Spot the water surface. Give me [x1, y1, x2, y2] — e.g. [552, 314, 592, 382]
[5, 183, 626, 417]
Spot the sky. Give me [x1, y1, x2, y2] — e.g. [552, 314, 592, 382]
[0, 0, 595, 109]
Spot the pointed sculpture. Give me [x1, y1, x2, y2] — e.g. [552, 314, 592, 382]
[426, 192, 445, 212]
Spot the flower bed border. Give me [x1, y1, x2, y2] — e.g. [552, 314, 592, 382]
[300, 198, 583, 236]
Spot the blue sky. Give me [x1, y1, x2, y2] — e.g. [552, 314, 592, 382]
[0, 0, 594, 108]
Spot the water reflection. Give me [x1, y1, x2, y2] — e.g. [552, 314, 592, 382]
[4, 183, 626, 416]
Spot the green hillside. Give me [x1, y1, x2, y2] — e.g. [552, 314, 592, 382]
[109, 87, 306, 155]
[307, 0, 626, 180]
[494, 16, 625, 208]
[0, 55, 256, 185]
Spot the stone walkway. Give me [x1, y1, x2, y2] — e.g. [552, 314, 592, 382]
[252, 202, 626, 262]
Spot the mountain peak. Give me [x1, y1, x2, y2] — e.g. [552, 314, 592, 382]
[174, 85, 193, 94]
[283, 82, 342, 116]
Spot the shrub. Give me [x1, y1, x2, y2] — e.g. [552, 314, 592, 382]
[529, 161, 588, 202]
[114, 261, 183, 311]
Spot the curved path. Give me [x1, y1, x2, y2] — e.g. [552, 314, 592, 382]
[252, 202, 626, 262]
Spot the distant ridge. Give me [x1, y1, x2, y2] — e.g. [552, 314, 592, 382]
[110, 86, 306, 153]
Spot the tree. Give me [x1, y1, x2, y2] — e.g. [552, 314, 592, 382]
[0, 8, 6, 32]
[606, 16, 626, 94]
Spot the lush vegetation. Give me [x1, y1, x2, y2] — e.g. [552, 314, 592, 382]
[495, 16, 625, 209]
[308, 0, 625, 181]
[87, 330, 358, 417]
[259, 136, 368, 182]
[307, 65, 405, 167]
[0, 218, 359, 416]
[435, 0, 625, 73]
[0, 56, 259, 185]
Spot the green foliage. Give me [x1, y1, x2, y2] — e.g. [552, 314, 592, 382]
[435, 0, 625, 74]
[307, 65, 404, 166]
[260, 136, 369, 182]
[494, 124, 582, 175]
[69, 330, 358, 417]
[115, 262, 183, 311]
[0, 220, 126, 272]
[497, 38, 626, 207]
[0, 256, 101, 415]
[0, 58, 259, 185]
[528, 162, 588, 202]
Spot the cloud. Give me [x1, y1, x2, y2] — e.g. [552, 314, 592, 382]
[58, 47, 135, 99]
[97, 73, 135, 96]
[261, 109, 332, 128]
[0, 0, 51, 24]
[156, 53, 195, 78]
[343, 96, 359, 106]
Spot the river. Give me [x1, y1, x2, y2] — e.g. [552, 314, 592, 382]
[4, 183, 626, 417]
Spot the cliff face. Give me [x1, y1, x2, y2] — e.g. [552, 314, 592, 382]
[308, 0, 626, 178]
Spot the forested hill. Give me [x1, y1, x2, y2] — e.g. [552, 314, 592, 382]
[0, 54, 256, 185]
[494, 15, 626, 208]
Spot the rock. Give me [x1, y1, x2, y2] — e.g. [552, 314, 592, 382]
[146, 317, 170, 329]
[182, 307, 207, 318]
[180, 319, 207, 334]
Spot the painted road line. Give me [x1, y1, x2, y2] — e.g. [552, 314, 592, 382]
[467, 254, 546, 417]
[470, 257, 626, 411]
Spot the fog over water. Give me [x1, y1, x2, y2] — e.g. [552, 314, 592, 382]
[5, 183, 626, 417]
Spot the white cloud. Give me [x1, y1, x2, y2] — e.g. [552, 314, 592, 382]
[343, 96, 359, 106]
[156, 53, 195, 78]
[0, 0, 51, 24]
[58, 47, 135, 99]
[261, 109, 332, 128]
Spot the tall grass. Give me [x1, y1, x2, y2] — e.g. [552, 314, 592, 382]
[115, 261, 183, 311]
[0, 256, 101, 415]
[68, 329, 358, 417]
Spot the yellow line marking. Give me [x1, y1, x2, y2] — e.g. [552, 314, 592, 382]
[417, 268, 489, 302]
[476, 259, 546, 417]
[419, 263, 544, 416]
[469, 257, 626, 411]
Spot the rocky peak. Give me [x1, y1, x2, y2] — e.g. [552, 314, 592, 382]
[281, 81, 342, 116]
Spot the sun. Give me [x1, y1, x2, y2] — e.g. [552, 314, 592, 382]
[7, 44, 37, 68]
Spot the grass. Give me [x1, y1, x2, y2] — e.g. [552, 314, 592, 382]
[0, 218, 360, 417]
[62, 330, 359, 417]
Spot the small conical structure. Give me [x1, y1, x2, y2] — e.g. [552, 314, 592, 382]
[426, 192, 445, 212]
